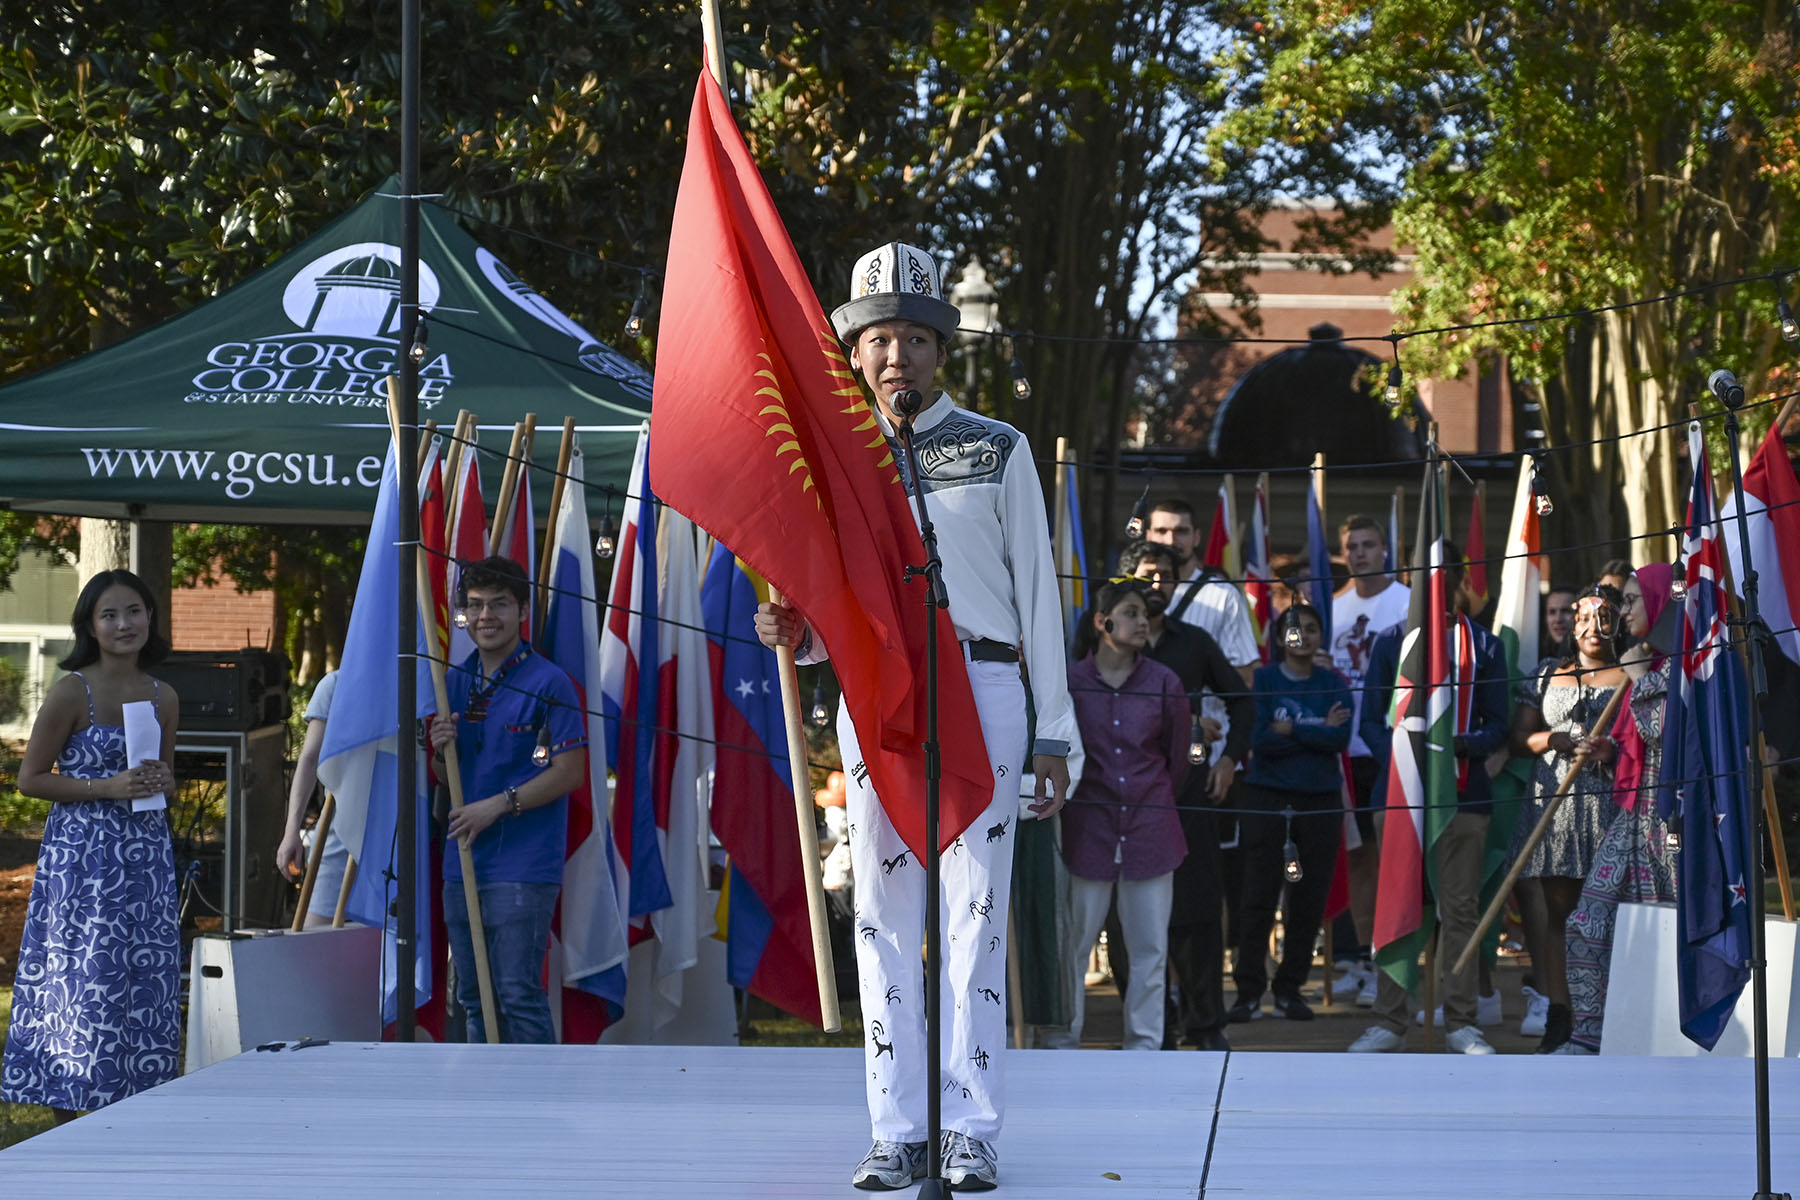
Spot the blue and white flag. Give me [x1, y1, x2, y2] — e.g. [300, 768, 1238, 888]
[316, 442, 436, 1024]
[1660, 422, 1754, 1050]
[540, 445, 629, 1036]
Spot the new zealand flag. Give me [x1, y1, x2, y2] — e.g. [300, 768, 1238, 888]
[1658, 424, 1754, 1050]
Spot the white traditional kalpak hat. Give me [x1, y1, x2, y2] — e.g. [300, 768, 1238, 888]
[830, 241, 962, 343]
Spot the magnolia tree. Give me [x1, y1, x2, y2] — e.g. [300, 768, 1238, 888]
[1215, 0, 1800, 574]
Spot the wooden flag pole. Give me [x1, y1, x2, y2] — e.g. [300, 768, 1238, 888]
[440, 411, 472, 548]
[418, 419, 439, 475]
[1453, 683, 1628, 974]
[768, 586, 843, 1032]
[292, 793, 336, 932]
[332, 857, 357, 929]
[697, 0, 837, 1034]
[534, 418, 578, 632]
[487, 421, 528, 556]
[1758, 736, 1796, 922]
[388, 385, 502, 1041]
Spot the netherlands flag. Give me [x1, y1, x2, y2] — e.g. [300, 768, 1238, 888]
[540, 445, 629, 1038]
[599, 424, 673, 936]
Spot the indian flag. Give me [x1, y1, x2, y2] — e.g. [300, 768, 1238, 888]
[1372, 459, 1459, 991]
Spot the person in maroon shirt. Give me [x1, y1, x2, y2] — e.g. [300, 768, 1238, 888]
[1045, 577, 1192, 1051]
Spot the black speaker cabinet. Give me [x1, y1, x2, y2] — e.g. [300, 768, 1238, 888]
[156, 651, 291, 731]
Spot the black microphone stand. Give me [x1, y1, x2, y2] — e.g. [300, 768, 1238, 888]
[893, 390, 950, 1198]
[1717, 386, 1789, 1200]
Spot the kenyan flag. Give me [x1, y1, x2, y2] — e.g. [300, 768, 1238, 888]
[1372, 459, 1458, 991]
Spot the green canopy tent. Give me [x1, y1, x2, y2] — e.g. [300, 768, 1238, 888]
[0, 178, 653, 525]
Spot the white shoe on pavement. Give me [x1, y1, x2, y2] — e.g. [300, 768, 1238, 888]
[1445, 1026, 1497, 1055]
[1331, 961, 1370, 999]
[1520, 985, 1549, 1038]
[1347, 1025, 1406, 1053]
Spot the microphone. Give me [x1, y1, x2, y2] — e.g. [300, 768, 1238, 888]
[1709, 368, 1746, 409]
[892, 388, 926, 418]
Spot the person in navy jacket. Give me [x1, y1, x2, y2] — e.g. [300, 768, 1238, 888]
[1228, 602, 1352, 1022]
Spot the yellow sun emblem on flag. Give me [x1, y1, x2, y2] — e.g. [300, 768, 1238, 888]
[755, 352, 818, 506]
[819, 331, 899, 486]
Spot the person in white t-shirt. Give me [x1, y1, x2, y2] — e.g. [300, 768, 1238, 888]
[1326, 515, 1410, 1000]
[1145, 498, 1259, 691]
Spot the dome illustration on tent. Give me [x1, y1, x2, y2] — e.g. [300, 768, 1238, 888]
[301, 252, 404, 337]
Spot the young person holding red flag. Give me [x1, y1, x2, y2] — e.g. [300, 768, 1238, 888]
[755, 242, 1076, 1192]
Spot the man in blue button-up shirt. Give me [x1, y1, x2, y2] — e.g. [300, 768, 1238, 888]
[429, 556, 585, 1044]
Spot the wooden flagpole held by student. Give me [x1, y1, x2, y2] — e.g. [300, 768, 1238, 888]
[487, 421, 529, 557]
[388, 384, 501, 1041]
[533, 418, 577, 632]
[699, 0, 839, 1034]
[1453, 683, 1628, 974]
[291, 793, 336, 932]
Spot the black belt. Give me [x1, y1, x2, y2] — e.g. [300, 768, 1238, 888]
[965, 638, 1019, 663]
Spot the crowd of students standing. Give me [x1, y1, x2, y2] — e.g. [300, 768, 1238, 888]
[1050, 499, 1672, 1056]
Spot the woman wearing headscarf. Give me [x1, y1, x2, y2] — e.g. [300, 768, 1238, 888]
[1559, 564, 1680, 1054]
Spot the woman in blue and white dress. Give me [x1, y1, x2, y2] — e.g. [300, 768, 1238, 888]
[2, 570, 183, 1121]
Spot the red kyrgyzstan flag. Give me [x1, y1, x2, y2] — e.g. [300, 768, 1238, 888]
[649, 72, 992, 855]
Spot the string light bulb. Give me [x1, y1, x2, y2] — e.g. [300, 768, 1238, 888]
[1530, 454, 1554, 517]
[1778, 294, 1799, 344]
[1125, 482, 1150, 538]
[809, 682, 831, 729]
[532, 725, 552, 767]
[1188, 721, 1209, 767]
[1385, 362, 1403, 405]
[454, 609, 469, 629]
[1669, 560, 1688, 603]
[624, 276, 648, 339]
[1283, 620, 1305, 651]
[1010, 355, 1032, 400]
[1665, 830, 1682, 853]
[1281, 812, 1303, 882]
[408, 317, 430, 365]
[594, 511, 617, 560]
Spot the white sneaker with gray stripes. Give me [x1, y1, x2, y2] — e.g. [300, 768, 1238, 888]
[851, 1140, 927, 1191]
[942, 1130, 999, 1191]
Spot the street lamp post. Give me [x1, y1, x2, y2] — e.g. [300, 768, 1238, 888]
[948, 259, 999, 403]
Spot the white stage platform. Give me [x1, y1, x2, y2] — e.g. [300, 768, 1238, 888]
[2, 1045, 1796, 1197]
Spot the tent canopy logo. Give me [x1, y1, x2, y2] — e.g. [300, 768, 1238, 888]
[191, 242, 451, 410]
[282, 241, 443, 337]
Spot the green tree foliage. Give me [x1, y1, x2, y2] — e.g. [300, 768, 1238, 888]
[1217, 1, 1800, 567]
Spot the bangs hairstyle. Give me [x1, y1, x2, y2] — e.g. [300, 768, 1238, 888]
[455, 555, 531, 609]
[60, 569, 170, 670]
[1071, 576, 1152, 659]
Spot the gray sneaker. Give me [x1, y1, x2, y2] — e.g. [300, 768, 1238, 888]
[942, 1130, 999, 1191]
[852, 1140, 927, 1190]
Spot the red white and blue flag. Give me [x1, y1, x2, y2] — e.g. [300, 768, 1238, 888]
[641, 509, 715, 1028]
[1659, 422, 1754, 1050]
[701, 541, 823, 1025]
[540, 445, 629, 1039]
[599, 424, 673, 935]
[1244, 479, 1273, 663]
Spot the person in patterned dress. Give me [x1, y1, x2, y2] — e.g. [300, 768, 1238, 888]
[2, 569, 182, 1121]
[1507, 583, 1627, 1052]
[1561, 564, 1680, 1053]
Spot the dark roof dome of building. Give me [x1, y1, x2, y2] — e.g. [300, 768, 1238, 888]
[1207, 323, 1427, 466]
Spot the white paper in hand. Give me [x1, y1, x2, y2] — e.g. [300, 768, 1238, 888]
[122, 699, 166, 813]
